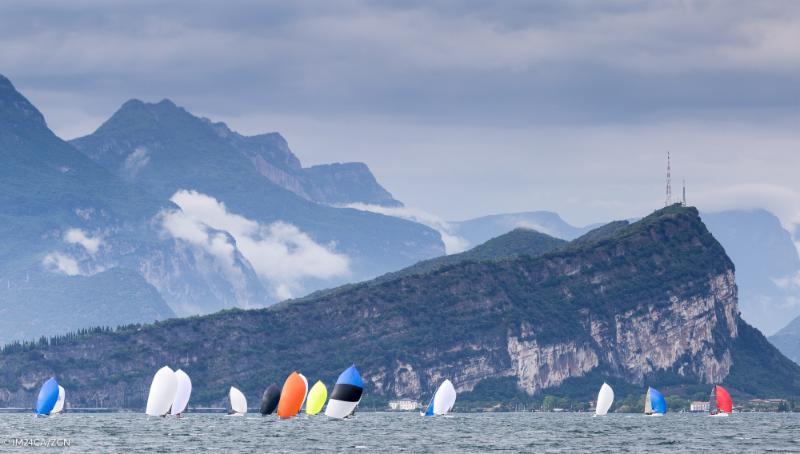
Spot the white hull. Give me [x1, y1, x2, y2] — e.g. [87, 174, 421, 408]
[710, 412, 730, 417]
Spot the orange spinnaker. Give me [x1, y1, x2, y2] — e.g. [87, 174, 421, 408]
[277, 372, 307, 419]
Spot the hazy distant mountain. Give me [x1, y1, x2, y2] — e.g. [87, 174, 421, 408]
[69, 99, 443, 295]
[769, 319, 800, 365]
[451, 211, 593, 245]
[4, 206, 797, 409]
[0, 74, 444, 345]
[0, 74, 177, 343]
[701, 209, 800, 336]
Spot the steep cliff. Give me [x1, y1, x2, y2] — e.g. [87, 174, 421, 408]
[1, 205, 797, 409]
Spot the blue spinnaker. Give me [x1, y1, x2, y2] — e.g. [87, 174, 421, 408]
[649, 387, 667, 414]
[35, 377, 59, 415]
[336, 364, 364, 387]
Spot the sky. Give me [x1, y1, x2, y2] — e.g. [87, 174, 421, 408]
[1, 0, 799, 230]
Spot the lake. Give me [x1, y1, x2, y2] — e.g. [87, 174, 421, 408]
[2, 412, 799, 452]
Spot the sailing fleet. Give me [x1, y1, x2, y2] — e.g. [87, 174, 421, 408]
[30, 371, 736, 417]
[593, 382, 735, 416]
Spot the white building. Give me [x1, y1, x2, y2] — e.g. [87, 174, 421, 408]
[690, 401, 710, 412]
[388, 400, 419, 411]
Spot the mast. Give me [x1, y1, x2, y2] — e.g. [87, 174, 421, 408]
[665, 151, 672, 206]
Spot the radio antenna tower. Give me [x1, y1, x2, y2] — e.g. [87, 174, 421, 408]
[665, 151, 672, 206]
[682, 179, 686, 206]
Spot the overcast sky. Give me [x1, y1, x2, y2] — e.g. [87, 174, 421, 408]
[2, 0, 799, 230]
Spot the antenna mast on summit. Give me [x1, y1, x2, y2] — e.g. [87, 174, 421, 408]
[665, 151, 672, 206]
[682, 179, 686, 206]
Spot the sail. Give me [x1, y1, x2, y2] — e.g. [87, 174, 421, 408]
[644, 388, 653, 414]
[715, 385, 733, 413]
[259, 384, 281, 415]
[170, 369, 192, 415]
[325, 365, 364, 419]
[424, 379, 456, 416]
[306, 381, 328, 415]
[229, 386, 247, 415]
[649, 387, 667, 414]
[51, 386, 66, 414]
[299, 373, 310, 409]
[145, 366, 178, 416]
[277, 372, 307, 419]
[595, 382, 614, 416]
[35, 378, 59, 415]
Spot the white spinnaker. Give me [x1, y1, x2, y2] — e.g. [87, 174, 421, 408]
[145, 366, 178, 416]
[170, 369, 192, 415]
[595, 382, 614, 416]
[229, 386, 247, 414]
[325, 399, 358, 419]
[299, 373, 309, 409]
[52, 386, 65, 414]
[433, 379, 457, 415]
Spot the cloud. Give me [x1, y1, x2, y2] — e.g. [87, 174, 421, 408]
[64, 228, 103, 255]
[344, 202, 468, 254]
[122, 147, 150, 178]
[161, 190, 350, 300]
[42, 252, 80, 276]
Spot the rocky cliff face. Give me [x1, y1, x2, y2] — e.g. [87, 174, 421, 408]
[1, 205, 798, 409]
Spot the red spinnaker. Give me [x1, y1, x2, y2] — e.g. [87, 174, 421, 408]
[715, 385, 733, 413]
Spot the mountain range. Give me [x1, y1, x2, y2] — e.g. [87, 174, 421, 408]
[1, 205, 797, 409]
[0, 74, 443, 345]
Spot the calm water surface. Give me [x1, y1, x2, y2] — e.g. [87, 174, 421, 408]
[2, 412, 800, 453]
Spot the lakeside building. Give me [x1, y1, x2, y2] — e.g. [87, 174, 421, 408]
[388, 400, 419, 411]
[690, 401, 710, 412]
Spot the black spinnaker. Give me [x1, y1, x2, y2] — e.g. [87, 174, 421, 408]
[260, 384, 281, 415]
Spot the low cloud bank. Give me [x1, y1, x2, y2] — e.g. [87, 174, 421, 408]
[163, 190, 350, 300]
[344, 203, 468, 254]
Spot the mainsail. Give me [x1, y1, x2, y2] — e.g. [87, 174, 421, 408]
[644, 387, 667, 415]
[325, 365, 364, 419]
[170, 369, 192, 416]
[305, 381, 328, 415]
[277, 372, 307, 419]
[51, 385, 66, 415]
[229, 386, 247, 415]
[145, 366, 177, 416]
[595, 382, 614, 416]
[35, 377, 59, 416]
[259, 384, 281, 415]
[423, 379, 457, 416]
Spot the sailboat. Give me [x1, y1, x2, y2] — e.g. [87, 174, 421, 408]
[170, 369, 192, 416]
[228, 386, 247, 416]
[145, 366, 178, 416]
[277, 372, 307, 419]
[51, 386, 66, 415]
[34, 378, 60, 416]
[594, 382, 614, 416]
[644, 387, 667, 416]
[421, 379, 457, 416]
[259, 384, 281, 416]
[325, 365, 364, 419]
[709, 385, 733, 417]
[305, 381, 328, 415]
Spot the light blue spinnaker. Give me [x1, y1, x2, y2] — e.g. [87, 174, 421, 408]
[648, 387, 667, 415]
[35, 377, 59, 415]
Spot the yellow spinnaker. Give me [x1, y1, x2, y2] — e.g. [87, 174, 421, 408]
[305, 380, 328, 415]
